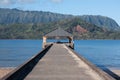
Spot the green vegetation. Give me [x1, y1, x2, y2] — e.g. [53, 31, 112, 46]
[79, 15, 120, 31]
[0, 8, 73, 24]
[0, 18, 120, 39]
[0, 8, 120, 39]
[0, 8, 120, 31]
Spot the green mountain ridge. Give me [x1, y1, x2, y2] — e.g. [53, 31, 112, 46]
[79, 15, 120, 31]
[0, 8, 120, 39]
[0, 8, 73, 24]
[0, 8, 120, 31]
[0, 18, 120, 39]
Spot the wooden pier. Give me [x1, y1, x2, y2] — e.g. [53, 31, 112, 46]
[24, 43, 115, 80]
[1, 28, 116, 80]
[1, 43, 115, 80]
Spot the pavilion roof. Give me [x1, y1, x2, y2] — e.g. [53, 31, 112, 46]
[44, 27, 73, 37]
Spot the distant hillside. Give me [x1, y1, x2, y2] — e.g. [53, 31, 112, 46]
[0, 18, 120, 39]
[0, 8, 120, 31]
[0, 18, 101, 39]
[79, 15, 120, 31]
[1, 18, 120, 39]
[0, 8, 73, 24]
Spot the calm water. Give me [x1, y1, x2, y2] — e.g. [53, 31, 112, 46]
[0, 40, 42, 67]
[75, 40, 120, 69]
[0, 40, 120, 69]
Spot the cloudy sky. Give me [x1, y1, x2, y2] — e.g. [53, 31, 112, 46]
[0, 0, 120, 25]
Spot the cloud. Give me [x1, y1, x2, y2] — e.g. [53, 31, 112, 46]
[51, 0, 63, 3]
[0, 0, 36, 6]
[18, 0, 35, 4]
[0, 0, 14, 6]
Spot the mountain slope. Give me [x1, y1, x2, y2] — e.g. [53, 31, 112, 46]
[79, 15, 120, 31]
[1, 17, 120, 39]
[0, 8, 73, 24]
[0, 8, 120, 31]
[0, 18, 104, 39]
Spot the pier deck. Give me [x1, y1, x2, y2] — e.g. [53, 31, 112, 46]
[24, 44, 104, 80]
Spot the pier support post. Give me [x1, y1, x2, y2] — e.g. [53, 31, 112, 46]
[42, 36, 47, 48]
[68, 37, 74, 49]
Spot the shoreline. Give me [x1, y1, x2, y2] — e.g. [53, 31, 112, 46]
[109, 68, 120, 76]
[0, 67, 15, 78]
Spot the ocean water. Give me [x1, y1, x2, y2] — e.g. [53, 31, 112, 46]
[75, 40, 120, 69]
[0, 40, 42, 67]
[0, 40, 120, 69]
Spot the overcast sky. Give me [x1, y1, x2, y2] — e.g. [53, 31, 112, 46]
[0, 0, 120, 25]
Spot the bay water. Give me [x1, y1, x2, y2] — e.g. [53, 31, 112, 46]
[75, 40, 120, 69]
[0, 40, 120, 70]
[0, 40, 42, 67]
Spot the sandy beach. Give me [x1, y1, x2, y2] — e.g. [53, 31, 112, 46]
[0, 68, 14, 78]
[110, 69, 120, 76]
